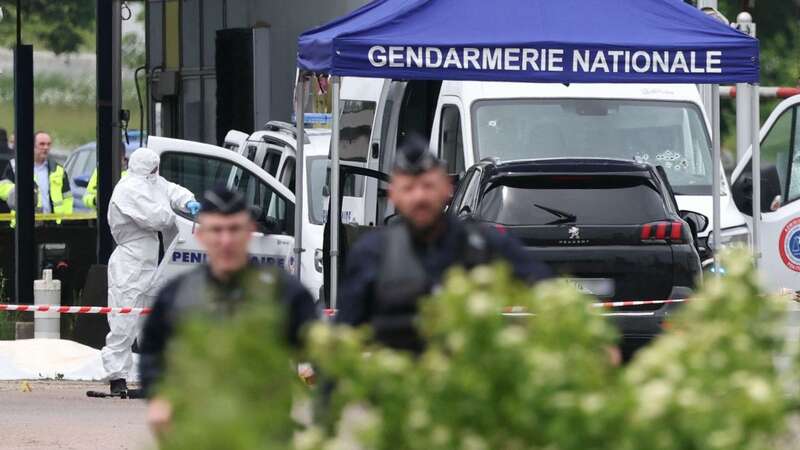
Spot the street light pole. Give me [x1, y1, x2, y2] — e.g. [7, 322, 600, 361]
[96, 0, 123, 264]
[14, 0, 36, 304]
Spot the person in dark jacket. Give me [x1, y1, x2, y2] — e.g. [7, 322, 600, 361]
[138, 185, 318, 435]
[337, 136, 551, 352]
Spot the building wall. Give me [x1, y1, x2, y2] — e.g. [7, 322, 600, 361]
[147, 0, 366, 144]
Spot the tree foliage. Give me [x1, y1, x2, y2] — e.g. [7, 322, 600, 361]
[0, 1, 95, 54]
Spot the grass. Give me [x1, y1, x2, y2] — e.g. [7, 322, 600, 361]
[0, 104, 97, 150]
[0, 74, 144, 150]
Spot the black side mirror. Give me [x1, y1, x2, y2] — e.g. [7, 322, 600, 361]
[383, 212, 399, 225]
[731, 164, 782, 216]
[679, 210, 709, 235]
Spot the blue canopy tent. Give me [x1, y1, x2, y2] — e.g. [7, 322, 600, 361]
[294, 0, 761, 307]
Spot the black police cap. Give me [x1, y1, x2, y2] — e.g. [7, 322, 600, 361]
[393, 134, 444, 176]
[200, 185, 248, 215]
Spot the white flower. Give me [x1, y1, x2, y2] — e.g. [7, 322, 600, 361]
[375, 351, 407, 374]
[462, 434, 488, 450]
[467, 293, 493, 318]
[308, 323, 333, 348]
[471, 266, 495, 286]
[580, 393, 605, 414]
[745, 378, 772, 403]
[293, 427, 325, 450]
[638, 380, 673, 419]
[447, 332, 466, 352]
[496, 326, 525, 348]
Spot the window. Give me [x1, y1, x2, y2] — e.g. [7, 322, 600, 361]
[339, 100, 377, 162]
[439, 105, 466, 176]
[450, 168, 475, 213]
[159, 152, 293, 235]
[477, 176, 668, 225]
[473, 99, 713, 195]
[245, 145, 258, 162]
[307, 156, 328, 225]
[262, 150, 281, 176]
[280, 157, 296, 192]
[744, 106, 800, 205]
[788, 107, 800, 202]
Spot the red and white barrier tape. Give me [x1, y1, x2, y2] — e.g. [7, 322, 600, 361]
[323, 298, 687, 318]
[0, 304, 152, 315]
[2, 298, 688, 318]
[591, 298, 686, 309]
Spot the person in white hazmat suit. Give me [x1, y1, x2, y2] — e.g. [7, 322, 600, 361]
[99, 148, 200, 397]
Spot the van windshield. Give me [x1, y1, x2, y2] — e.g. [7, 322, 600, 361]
[473, 99, 713, 195]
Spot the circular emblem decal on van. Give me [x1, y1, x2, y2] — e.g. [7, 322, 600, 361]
[779, 217, 800, 272]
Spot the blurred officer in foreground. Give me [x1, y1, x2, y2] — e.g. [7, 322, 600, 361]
[337, 136, 551, 352]
[100, 148, 199, 398]
[140, 185, 317, 435]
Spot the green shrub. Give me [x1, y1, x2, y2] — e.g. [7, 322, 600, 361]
[157, 299, 303, 450]
[159, 250, 795, 449]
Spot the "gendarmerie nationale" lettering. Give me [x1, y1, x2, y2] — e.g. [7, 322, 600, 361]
[367, 46, 723, 75]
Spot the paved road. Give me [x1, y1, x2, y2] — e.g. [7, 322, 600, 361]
[0, 381, 154, 450]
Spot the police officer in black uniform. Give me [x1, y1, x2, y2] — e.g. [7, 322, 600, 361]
[337, 136, 551, 352]
[138, 186, 317, 434]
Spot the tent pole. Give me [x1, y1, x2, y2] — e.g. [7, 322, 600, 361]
[711, 84, 722, 276]
[293, 74, 306, 280]
[330, 76, 341, 310]
[751, 83, 761, 266]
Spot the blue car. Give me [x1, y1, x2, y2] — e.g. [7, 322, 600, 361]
[64, 131, 145, 211]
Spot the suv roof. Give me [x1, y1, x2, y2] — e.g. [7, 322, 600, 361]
[483, 158, 655, 176]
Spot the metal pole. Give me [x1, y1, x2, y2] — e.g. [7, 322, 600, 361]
[751, 83, 761, 266]
[735, 83, 751, 162]
[735, 11, 755, 163]
[293, 76, 306, 279]
[329, 76, 341, 310]
[96, 0, 122, 263]
[14, 31, 35, 303]
[711, 84, 722, 276]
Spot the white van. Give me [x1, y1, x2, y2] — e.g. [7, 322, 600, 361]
[147, 136, 297, 295]
[730, 95, 800, 292]
[352, 80, 749, 261]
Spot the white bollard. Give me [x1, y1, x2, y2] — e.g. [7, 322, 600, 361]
[34, 269, 61, 339]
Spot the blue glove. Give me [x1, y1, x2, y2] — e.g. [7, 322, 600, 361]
[186, 200, 201, 216]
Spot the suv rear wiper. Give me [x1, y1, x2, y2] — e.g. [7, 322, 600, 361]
[533, 203, 577, 225]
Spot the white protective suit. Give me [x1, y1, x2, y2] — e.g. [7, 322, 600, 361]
[100, 148, 195, 381]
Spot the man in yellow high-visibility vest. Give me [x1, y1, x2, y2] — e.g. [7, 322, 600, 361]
[0, 131, 73, 215]
[83, 167, 128, 210]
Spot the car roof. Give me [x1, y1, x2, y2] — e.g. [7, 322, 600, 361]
[484, 158, 654, 176]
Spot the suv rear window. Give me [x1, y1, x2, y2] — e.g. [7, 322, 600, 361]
[478, 175, 668, 225]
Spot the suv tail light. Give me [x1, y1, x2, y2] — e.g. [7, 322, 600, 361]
[641, 221, 685, 244]
[494, 224, 508, 235]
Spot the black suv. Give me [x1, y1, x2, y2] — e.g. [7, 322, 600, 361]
[450, 158, 706, 355]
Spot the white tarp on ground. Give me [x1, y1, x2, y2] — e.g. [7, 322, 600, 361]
[0, 339, 138, 381]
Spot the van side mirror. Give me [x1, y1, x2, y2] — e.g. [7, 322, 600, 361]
[679, 210, 709, 235]
[731, 164, 782, 216]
